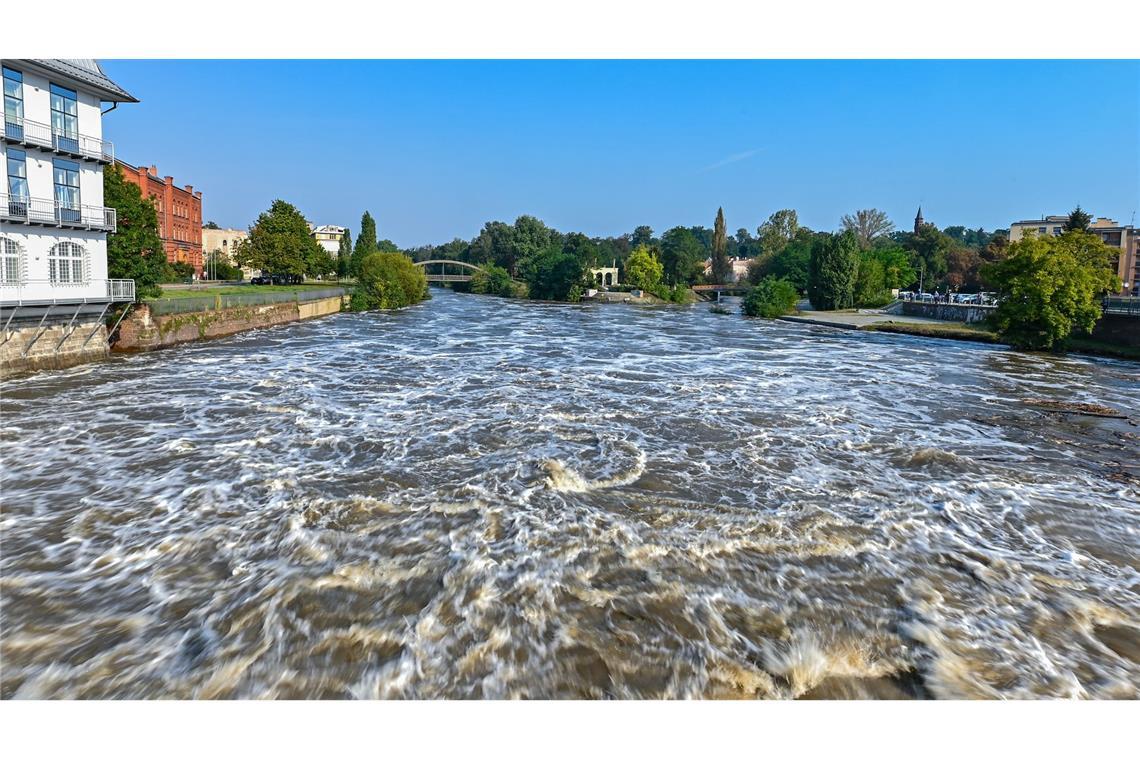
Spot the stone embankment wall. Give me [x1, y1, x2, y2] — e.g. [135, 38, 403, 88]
[892, 301, 995, 324]
[1091, 314, 1140, 348]
[1, 321, 109, 380]
[115, 295, 343, 352]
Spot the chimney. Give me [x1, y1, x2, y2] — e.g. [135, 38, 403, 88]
[149, 165, 158, 177]
[184, 185, 193, 194]
[164, 176, 174, 186]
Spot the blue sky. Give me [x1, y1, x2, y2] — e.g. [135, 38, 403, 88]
[99, 60, 1140, 245]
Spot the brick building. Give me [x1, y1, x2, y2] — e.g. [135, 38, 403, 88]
[115, 160, 204, 274]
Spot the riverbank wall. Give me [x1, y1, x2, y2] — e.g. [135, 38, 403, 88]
[887, 301, 996, 323]
[1, 308, 110, 380]
[1091, 314, 1140, 348]
[114, 288, 345, 352]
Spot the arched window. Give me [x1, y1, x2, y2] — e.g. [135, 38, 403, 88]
[49, 241, 86, 284]
[1, 237, 24, 285]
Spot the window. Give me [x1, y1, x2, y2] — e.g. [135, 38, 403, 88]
[1, 238, 24, 284]
[6, 149, 29, 216]
[3, 67, 23, 141]
[53, 159, 81, 223]
[1038, 226, 1047, 234]
[49, 242, 86, 284]
[50, 83, 79, 152]
[1052, 227, 1062, 235]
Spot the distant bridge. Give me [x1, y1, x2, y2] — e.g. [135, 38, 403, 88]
[414, 259, 482, 284]
[692, 283, 750, 299]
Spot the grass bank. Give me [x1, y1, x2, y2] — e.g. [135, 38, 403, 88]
[151, 284, 342, 301]
[860, 319, 1138, 361]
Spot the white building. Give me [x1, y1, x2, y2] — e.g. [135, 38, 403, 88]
[2, 59, 137, 307]
[309, 224, 346, 256]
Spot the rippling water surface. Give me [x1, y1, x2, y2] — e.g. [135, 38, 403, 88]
[2, 290, 1139, 699]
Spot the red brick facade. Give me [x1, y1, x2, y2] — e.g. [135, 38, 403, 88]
[116, 160, 204, 275]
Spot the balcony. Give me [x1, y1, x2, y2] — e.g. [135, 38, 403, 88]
[1, 194, 117, 232]
[3, 116, 114, 164]
[1, 278, 135, 306]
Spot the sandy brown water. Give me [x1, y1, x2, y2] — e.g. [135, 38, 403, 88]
[1, 289, 1138, 698]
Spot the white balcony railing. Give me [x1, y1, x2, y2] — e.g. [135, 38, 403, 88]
[1, 194, 116, 232]
[0, 278, 136, 306]
[3, 116, 114, 163]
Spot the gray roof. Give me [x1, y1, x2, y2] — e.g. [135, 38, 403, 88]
[11, 59, 137, 102]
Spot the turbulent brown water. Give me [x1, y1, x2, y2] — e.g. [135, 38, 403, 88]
[2, 289, 1139, 699]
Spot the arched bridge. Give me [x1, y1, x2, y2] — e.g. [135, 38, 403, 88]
[414, 259, 484, 283]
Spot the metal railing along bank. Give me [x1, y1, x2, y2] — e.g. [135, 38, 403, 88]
[1102, 296, 1140, 316]
[0, 278, 135, 305]
[145, 287, 345, 315]
[1, 193, 117, 231]
[3, 116, 114, 163]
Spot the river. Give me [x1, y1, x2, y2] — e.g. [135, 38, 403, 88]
[2, 289, 1138, 699]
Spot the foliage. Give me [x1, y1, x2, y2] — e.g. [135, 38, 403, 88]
[660, 227, 703, 285]
[756, 209, 799, 259]
[743, 277, 799, 318]
[350, 211, 378, 276]
[866, 245, 916, 290]
[337, 228, 353, 278]
[853, 253, 891, 307]
[624, 245, 664, 291]
[204, 250, 243, 280]
[945, 247, 983, 292]
[901, 224, 958, 289]
[349, 252, 429, 311]
[103, 162, 167, 299]
[748, 229, 818, 292]
[982, 231, 1119, 350]
[519, 243, 583, 301]
[1063, 205, 1092, 232]
[807, 231, 860, 310]
[841, 208, 894, 248]
[235, 200, 328, 278]
[203, 220, 220, 230]
[631, 225, 655, 249]
[711, 207, 731, 284]
[470, 263, 515, 297]
[562, 232, 599, 269]
[163, 261, 197, 282]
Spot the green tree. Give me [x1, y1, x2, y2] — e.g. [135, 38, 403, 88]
[631, 225, 655, 249]
[562, 232, 599, 269]
[624, 244, 664, 291]
[470, 263, 515, 297]
[512, 215, 558, 276]
[203, 220, 220, 230]
[336, 228, 353, 279]
[470, 221, 515, 271]
[742, 277, 799, 318]
[660, 226, 703, 285]
[520, 242, 583, 301]
[853, 252, 891, 307]
[349, 251, 429, 311]
[904, 225, 957, 289]
[711, 207, 731, 284]
[756, 209, 799, 259]
[982, 230, 1119, 350]
[234, 200, 324, 278]
[1063, 205, 1093, 232]
[103, 162, 167, 299]
[866, 245, 916, 291]
[351, 211, 378, 276]
[204, 250, 243, 281]
[808, 231, 860, 310]
[840, 208, 894, 248]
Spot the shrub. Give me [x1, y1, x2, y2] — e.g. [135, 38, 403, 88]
[470, 263, 515, 297]
[743, 277, 799, 318]
[349, 252, 429, 311]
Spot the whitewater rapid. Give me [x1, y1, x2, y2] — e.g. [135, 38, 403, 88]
[1, 289, 1138, 698]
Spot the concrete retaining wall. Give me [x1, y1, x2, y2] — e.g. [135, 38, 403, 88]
[894, 301, 995, 324]
[1091, 314, 1140, 348]
[114, 295, 343, 352]
[1, 321, 109, 380]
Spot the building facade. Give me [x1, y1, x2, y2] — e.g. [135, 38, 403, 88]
[1010, 215, 1139, 295]
[2, 59, 137, 305]
[309, 224, 345, 256]
[201, 226, 248, 265]
[116, 160, 204, 275]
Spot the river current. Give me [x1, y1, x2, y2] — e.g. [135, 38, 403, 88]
[2, 289, 1138, 699]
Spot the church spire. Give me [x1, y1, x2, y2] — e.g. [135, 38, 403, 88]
[914, 206, 925, 234]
